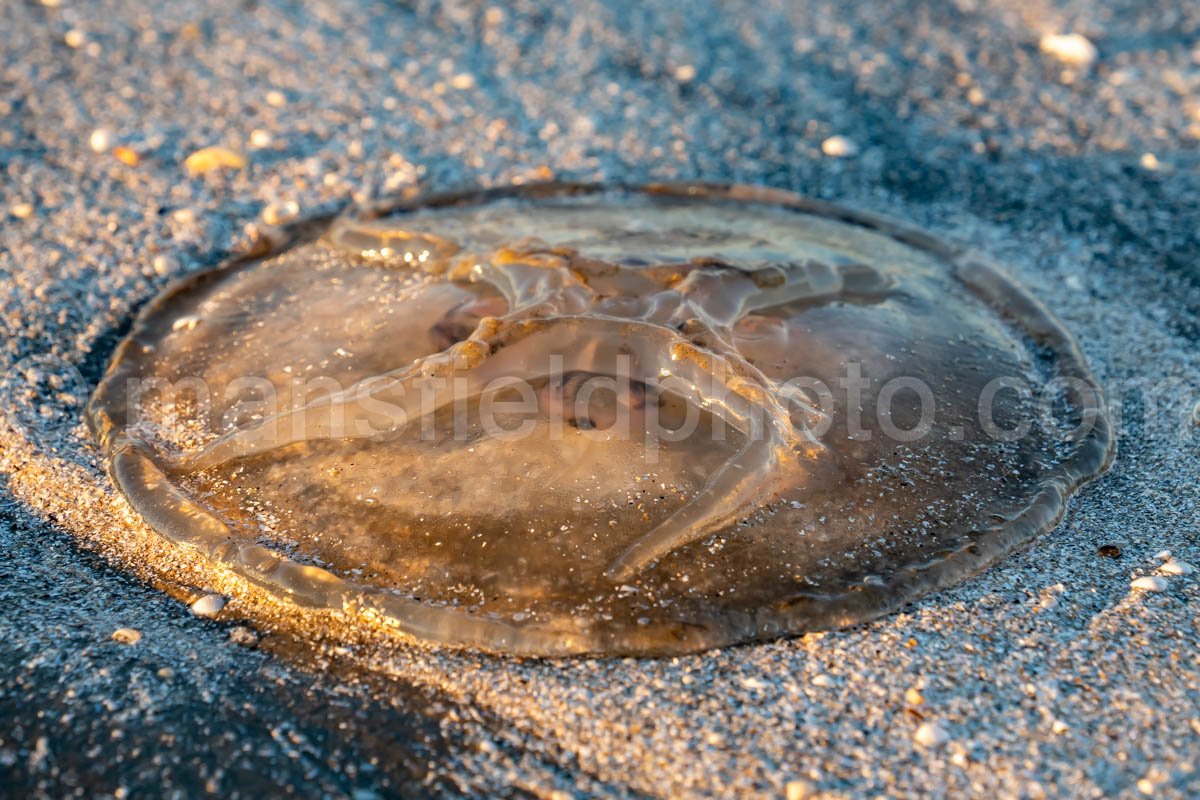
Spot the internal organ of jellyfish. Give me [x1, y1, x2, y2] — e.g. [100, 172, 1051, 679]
[87, 185, 1113, 656]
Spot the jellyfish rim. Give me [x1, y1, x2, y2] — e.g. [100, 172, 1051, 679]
[86, 182, 1115, 657]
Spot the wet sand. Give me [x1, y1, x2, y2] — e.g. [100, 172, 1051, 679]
[2, 1, 1199, 796]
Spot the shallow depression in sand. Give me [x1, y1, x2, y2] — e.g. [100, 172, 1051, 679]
[87, 184, 1113, 655]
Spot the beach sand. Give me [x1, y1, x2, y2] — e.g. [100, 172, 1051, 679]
[2, 1, 1198, 796]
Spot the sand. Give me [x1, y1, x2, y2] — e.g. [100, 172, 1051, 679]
[2, 0, 1198, 796]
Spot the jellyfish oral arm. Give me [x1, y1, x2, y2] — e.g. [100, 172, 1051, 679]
[603, 432, 803, 581]
[173, 313, 823, 578]
[174, 236, 850, 579]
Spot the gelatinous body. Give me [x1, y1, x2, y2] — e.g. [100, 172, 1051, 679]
[87, 184, 1113, 656]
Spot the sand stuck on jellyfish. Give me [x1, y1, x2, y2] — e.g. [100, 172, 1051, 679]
[86, 183, 1114, 656]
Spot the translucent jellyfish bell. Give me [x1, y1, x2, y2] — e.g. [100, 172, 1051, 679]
[87, 184, 1113, 656]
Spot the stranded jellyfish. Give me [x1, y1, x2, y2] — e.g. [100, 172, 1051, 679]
[87, 184, 1113, 656]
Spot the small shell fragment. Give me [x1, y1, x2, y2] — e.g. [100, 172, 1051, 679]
[89, 128, 113, 153]
[914, 720, 950, 747]
[229, 625, 260, 647]
[785, 780, 815, 800]
[185, 147, 247, 176]
[171, 315, 201, 331]
[249, 129, 273, 149]
[262, 200, 300, 226]
[111, 627, 142, 645]
[1039, 33, 1098, 69]
[1130, 576, 1169, 593]
[113, 146, 140, 166]
[190, 593, 228, 617]
[821, 135, 859, 158]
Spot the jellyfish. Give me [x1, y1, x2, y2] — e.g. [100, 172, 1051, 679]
[87, 183, 1113, 655]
